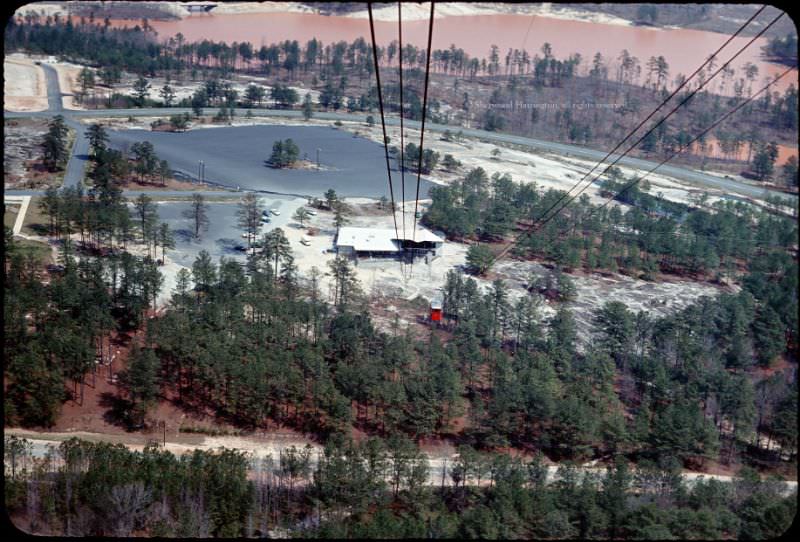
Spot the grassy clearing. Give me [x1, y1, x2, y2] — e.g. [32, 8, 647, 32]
[4, 205, 20, 230]
[20, 196, 49, 237]
[8, 237, 53, 266]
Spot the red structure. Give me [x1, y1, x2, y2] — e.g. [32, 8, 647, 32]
[430, 299, 442, 322]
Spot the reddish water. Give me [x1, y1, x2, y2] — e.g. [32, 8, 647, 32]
[701, 137, 797, 166]
[111, 11, 799, 94]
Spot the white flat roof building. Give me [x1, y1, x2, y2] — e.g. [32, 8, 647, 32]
[336, 227, 444, 256]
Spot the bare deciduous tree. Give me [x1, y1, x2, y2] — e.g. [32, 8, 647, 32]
[108, 482, 152, 536]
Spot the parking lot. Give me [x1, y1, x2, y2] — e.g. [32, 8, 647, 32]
[107, 124, 435, 198]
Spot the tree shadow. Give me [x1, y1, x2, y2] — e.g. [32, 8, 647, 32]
[99, 391, 139, 431]
[173, 228, 194, 243]
[216, 237, 246, 254]
[25, 223, 50, 236]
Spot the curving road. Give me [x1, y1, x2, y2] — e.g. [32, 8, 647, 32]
[5, 69, 796, 203]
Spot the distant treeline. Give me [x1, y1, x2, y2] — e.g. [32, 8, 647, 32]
[6, 16, 797, 173]
[763, 33, 798, 67]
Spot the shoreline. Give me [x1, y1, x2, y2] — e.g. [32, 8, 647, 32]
[13, 2, 634, 26]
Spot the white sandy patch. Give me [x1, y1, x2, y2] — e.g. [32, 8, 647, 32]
[4, 54, 48, 112]
[491, 258, 723, 344]
[204, 2, 315, 16]
[338, 119, 705, 207]
[285, 203, 722, 345]
[344, 2, 632, 26]
[116, 75, 319, 106]
[13, 2, 67, 18]
[333, 117, 747, 209]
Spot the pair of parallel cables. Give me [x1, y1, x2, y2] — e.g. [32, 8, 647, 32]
[368, 1, 435, 246]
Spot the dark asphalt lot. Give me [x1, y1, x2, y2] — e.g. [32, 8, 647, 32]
[107, 124, 435, 199]
[148, 195, 305, 267]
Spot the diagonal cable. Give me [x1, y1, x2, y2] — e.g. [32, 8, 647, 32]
[412, 1, 436, 241]
[492, 7, 783, 264]
[398, 1, 406, 241]
[367, 2, 400, 242]
[498, 66, 795, 268]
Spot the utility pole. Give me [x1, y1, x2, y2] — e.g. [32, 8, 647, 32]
[316, 148, 321, 169]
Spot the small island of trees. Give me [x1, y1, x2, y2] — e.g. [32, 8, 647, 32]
[268, 138, 300, 168]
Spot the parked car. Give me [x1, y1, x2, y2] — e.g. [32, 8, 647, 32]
[300, 237, 311, 246]
[271, 209, 281, 216]
[306, 208, 317, 216]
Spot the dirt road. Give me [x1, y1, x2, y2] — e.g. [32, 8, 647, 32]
[7, 428, 796, 494]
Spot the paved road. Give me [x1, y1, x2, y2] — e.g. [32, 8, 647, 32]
[62, 118, 89, 189]
[40, 64, 62, 112]
[5, 106, 796, 203]
[31, 64, 90, 190]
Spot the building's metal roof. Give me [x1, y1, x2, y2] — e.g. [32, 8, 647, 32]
[336, 227, 443, 252]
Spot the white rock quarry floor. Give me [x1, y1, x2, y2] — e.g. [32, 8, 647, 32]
[492, 259, 723, 344]
[284, 202, 724, 343]
[335, 120, 730, 208]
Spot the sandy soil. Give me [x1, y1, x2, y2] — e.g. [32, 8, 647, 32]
[4, 118, 50, 188]
[492, 258, 723, 345]
[4, 54, 48, 112]
[20, 2, 629, 25]
[115, 73, 319, 106]
[12, 2, 66, 19]
[280, 197, 723, 345]
[202, 1, 316, 17]
[337, 119, 712, 208]
[8, 427, 797, 490]
[345, 2, 633, 26]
